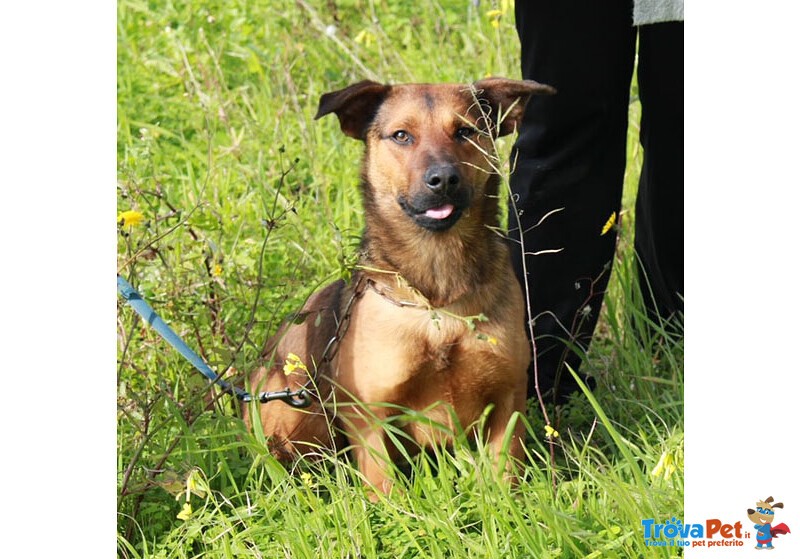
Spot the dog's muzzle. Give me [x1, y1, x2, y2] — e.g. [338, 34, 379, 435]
[398, 165, 471, 232]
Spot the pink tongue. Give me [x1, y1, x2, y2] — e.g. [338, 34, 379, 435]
[425, 204, 454, 220]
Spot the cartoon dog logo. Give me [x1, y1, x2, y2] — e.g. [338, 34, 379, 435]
[747, 496, 791, 550]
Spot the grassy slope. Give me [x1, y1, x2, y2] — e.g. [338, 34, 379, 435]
[117, 1, 683, 557]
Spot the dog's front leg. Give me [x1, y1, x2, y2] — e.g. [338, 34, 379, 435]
[343, 414, 396, 501]
[485, 391, 527, 484]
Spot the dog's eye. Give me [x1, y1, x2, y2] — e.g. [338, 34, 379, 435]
[456, 127, 477, 141]
[391, 130, 412, 144]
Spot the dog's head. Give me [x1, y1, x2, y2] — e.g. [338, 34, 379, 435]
[747, 496, 784, 525]
[315, 78, 555, 233]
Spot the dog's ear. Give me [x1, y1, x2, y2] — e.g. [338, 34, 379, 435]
[472, 77, 556, 137]
[315, 80, 391, 140]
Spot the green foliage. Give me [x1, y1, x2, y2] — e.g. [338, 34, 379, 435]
[117, 1, 683, 557]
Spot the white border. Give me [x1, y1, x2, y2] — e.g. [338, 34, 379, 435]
[685, 2, 800, 557]
[0, 2, 116, 555]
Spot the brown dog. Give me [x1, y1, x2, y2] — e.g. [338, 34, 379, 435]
[244, 77, 555, 494]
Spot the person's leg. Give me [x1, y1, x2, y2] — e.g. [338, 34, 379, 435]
[510, 0, 636, 403]
[635, 22, 684, 333]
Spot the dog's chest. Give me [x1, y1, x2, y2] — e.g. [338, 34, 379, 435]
[333, 288, 504, 405]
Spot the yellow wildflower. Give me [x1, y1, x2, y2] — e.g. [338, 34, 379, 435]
[283, 353, 309, 376]
[186, 470, 206, 498]
[177, 501, 193, 521]
[354, 29, 375, 47]
[601, 211, 617, 235]
[117, 210, 145, 228]
[300, 472, 315, 488]
[486, 8, 504, 29]
[212, 263, 223, 277]
[544, 424, 559, 439]
[651, 449, 676, 480]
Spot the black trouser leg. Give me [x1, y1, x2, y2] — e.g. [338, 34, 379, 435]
[510, 0, 636, 402]
[635, 22, 684, 331]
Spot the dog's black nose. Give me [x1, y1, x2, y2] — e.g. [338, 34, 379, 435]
[424, 164, 460, 193]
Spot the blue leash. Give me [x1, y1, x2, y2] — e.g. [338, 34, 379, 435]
[117, 275, 312, 408]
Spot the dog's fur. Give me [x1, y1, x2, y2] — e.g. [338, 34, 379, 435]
[244, 77, 555, 495]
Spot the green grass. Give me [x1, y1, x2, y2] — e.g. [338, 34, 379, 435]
[117, 1, 683, 557]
